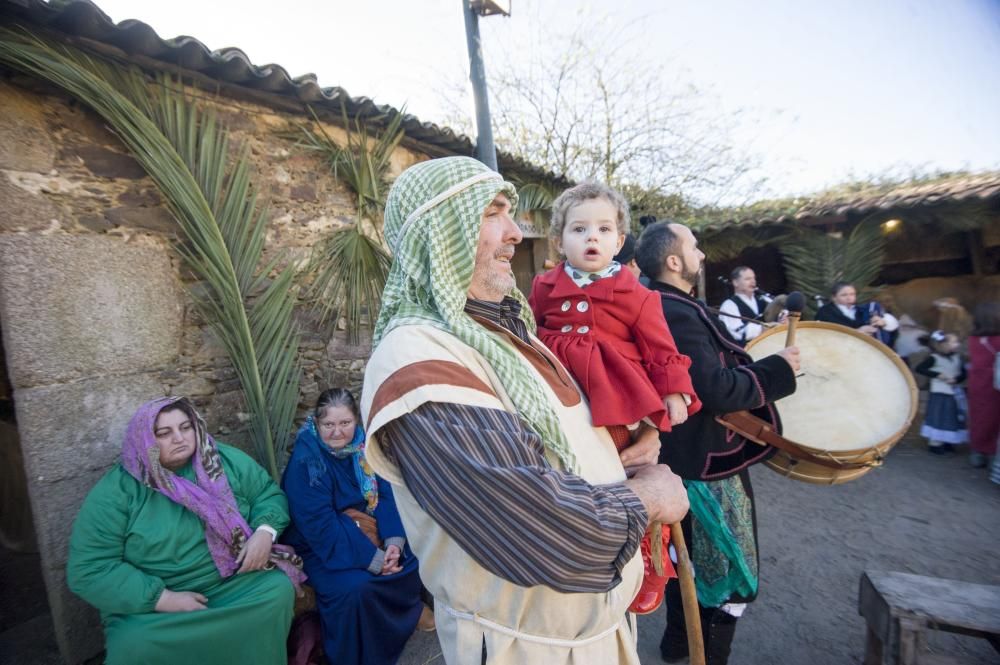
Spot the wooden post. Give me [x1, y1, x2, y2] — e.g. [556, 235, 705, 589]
[967, 229, 986, 276]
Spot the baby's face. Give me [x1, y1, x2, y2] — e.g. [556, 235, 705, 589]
[558, 197, 624, 273]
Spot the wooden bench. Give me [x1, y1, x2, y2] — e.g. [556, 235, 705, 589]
[858, 571, 1000, 665]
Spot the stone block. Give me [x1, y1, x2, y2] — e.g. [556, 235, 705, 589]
[290, 183, 317, 201]
[0, 82, 57, 173]
[15, 373, 165, 485]
[171, 374, 215, 397]
[27, 467, 108, 568]
[66, 145, 146, 180]
[117, 185, 162, 207]
[39, 565, 103, 665]
[0, 234, 183, 387]
[0, 174, 65, 232]
[104, 205, 177, 234]
[76, 213, 114, 233]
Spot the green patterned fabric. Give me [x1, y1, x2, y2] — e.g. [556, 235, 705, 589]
[686, 476, 758, 607]
[374, 156, 578, 472]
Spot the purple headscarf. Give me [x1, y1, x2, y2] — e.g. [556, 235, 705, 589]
[121, 396, 305, 591]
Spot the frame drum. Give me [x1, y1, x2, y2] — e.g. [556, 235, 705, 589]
[744, 321, 918, 484]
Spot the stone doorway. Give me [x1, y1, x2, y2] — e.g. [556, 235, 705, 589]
[0, 321, 61, 664]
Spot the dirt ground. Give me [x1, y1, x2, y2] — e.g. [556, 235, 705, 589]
[3, 432, 997, 665]
[399, 433, 1000, 665]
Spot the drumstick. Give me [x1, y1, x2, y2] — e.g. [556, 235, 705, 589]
[670, 521, 705, 665]
[784, 291, 805, 347]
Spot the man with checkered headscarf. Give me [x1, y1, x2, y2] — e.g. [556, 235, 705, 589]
[360, 157, 688, 664]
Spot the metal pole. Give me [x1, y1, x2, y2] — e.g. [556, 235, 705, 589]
[463, 1, 498, 170]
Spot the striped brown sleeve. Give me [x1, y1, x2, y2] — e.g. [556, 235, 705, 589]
[380, 402, 647, 593]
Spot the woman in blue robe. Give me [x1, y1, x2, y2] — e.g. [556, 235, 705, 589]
[282, 388, 431, 665]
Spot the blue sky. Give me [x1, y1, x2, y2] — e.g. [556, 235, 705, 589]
[92, 0, 1000, 199]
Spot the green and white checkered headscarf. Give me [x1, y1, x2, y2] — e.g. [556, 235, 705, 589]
[375, 156, 578, 472]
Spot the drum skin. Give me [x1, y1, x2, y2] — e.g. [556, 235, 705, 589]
[746, 321, 918, 484]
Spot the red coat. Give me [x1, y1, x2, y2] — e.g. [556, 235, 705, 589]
[529, 264, 701, 430]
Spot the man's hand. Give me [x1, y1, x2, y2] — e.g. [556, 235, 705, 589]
[155, 589, 208, 612]
[624, 464, 689, 524]
[858, 324, 879, 335]
[664, 393, 689, 426]
[236, 529, 272, 573]
[381, 545, 403, 575]
[618, 423, 661, 474]
[776, 346, 801, 373]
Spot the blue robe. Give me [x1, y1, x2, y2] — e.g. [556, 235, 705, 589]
[281, 428, 423, 665]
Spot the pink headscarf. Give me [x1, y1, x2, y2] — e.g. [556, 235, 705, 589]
[121, 396, 305, 591]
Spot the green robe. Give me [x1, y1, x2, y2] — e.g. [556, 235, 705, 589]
[68, 444, 295, 665]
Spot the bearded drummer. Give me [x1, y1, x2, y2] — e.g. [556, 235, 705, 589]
[636, 221, 800, 665]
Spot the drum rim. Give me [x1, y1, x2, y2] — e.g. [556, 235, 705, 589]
[747, 320, 919, 458]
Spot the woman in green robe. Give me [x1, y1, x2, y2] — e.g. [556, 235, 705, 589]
[67, 396, 306, 665]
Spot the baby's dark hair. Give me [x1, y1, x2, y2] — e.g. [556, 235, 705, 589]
[314, 388, 359, 420]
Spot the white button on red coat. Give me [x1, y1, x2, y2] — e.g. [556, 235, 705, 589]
[560, 301, 571, 312]
[577, 326, 590, 334]
[561, 324, 573, 333]
[576, 301, 589, 312]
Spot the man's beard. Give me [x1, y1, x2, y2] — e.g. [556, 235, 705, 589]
[470, 245, 517, 299]
[681, 257, 703, 287]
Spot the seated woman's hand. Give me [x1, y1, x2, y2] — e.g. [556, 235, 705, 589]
[236, 529, 273, 573]
[155, 589, 208, 612]
[381, 545, 403, 576]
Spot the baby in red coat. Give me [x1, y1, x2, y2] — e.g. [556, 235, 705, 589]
[529, 182, 701, 614]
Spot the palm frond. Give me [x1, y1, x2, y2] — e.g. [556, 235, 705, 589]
[297, 103, 405, 235]
[306, 226, 392, 344]
[781, 220, 886, 314]
[0, 29, 300, 479]
[291, 103, 404, 342]
[514, 182, 556, 233]
[699, 227, 791, 262]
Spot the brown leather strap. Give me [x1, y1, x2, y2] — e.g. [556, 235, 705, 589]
[716, 411, 872, 471]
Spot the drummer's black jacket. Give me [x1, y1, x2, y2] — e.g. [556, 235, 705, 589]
[815, 301, 867, 328]
[648, 280, 797, 481]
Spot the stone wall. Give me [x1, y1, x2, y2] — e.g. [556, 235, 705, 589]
[0, 73, 431, 663]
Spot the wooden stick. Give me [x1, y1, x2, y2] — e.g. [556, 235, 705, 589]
[651, 521, 664, 575]
[785, 311, 801, 347]
[670, 521, 705, 665]
[783, 291, 805, 348]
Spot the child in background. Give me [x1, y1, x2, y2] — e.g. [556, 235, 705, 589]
[915, 330, 968, 454]
[967, 302, 1000, 469]
[529, 182, 701, 614]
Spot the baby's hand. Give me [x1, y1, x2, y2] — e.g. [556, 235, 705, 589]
[664, 394, 688, 426]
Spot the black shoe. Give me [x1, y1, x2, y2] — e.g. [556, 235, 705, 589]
[928, 445, 946, 455]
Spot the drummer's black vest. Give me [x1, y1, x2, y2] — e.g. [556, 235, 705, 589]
[725, 294, 768, 322]
[725, 294, 768, 344]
